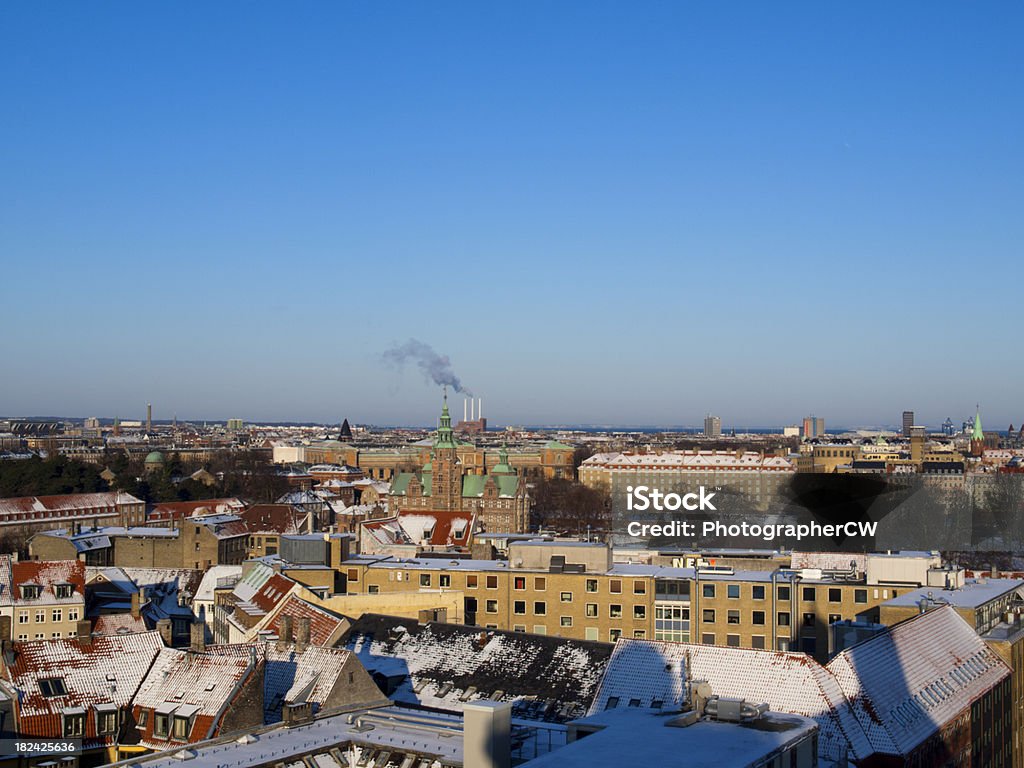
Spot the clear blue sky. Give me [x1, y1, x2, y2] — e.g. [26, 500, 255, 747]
[1, 3, 1021, 428]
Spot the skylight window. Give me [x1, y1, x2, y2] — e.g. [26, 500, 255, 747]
[40, 678, 68, 697]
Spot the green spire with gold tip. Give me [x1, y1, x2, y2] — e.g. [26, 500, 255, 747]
[434, 387, 458, 449]
[972, 406, 984, 441]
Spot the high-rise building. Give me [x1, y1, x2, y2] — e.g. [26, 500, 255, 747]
[802, 415, 825, 439]
[902, 410, 915, 438]
[703, 414, 721, 438]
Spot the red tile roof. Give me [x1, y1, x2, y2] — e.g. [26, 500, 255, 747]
[240, 504, 308, 534]
[12, 559, 86, 601]
[265, 594, 348, 647]
[2, 631, 165, 746]
[147, 498, 244, 522]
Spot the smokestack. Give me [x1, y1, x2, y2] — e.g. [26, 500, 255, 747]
[464, 399, 468, 422]
[463, 701, 511, 768]
[478, 398, 482, 419]
[146, 403, 152, 432]
[470, 398, 475, 421]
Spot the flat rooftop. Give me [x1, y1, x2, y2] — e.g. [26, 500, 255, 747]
[883, 578, 1024, 609]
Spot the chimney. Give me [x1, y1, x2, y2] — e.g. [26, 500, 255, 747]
[478, 398, 482, 419]
[156, 618, 173, 646]
[464, 399, 468, 423]
[130, 590, 141, 619]
[76, 618, 93, 645]
[0, 615, 11, 642]
[295, 616, 311, 648]
[190, 621, 206, 652]
[279, 614, 294, 644]
[463, 701, 511, 768]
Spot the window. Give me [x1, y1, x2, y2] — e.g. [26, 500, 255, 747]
[514, 577, 526, 590]
[606, 697, 620, 709]
[560, 592, 573, 603]
[467, 575, 478, 588]
[777, 586, 790, 601]
[98, 709, 119, 735]
[702, 584, 716, 598]
[368, 585, 380, 594]
[533, 625, 547, 635]
[486, 575, 498, 589]
[829, 613, 842, 625]
[633, 580, 646, 595]
[609, 629, 622, 641]
[52, 609, 62, 623]
[752, 611, 765, 625]
[534, 601, 546, 615]
[855, 589, 867, 604]
[727, 634, 741, 647]
[634, 605, 646, 619]
[727, 585, 740, 599]
[586, 579, 598, 593]
[486, 600, 498, 613]
[610, 579, 622, 594]
[534, 577, 546, 591]
[20, 584, 41, 599]
[585, 627, 599, 640]
[64, 713, 85, 737]
[17, 611, 28, 624]
[347, 568, 359, 582]
[610, 604, 623, 618]
[68, 608, 79, 622]
[560, 616, 573, 627]
[633, 630, 646, 639]
[420, 574, 431, 587]
[803, 613, 816, 627]
[828, 588, 842, 603]
[39, 678, 68, 697]
[701, 633, 715, 645]
[727, 610, 740, 625]
[777, 612, 791, 626]
[35, 610, 45, 623]
[702, 609, 716, 623]
[514, 601, 526, 615]
[752, 585, 765, 600]
[439, 574, 451, 588]
[586, 603, 598, 618]
[172, 715, 190, 739]
[751, 635, 766, 649]
[138, 709, 149, 728]
[154, 713, 170, 738]
[802, 587, 816, 602]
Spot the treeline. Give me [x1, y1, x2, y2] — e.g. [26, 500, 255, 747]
[0, 455, 110, 497]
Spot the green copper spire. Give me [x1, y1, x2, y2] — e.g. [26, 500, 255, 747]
[435, 389, 457, 449]
[972, 407, 984, 441]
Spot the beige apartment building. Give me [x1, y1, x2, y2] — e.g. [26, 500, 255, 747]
[0, 557, 86, 642]
[342, 542, 939, 661]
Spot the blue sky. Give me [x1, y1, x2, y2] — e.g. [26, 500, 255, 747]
[1, 3, 1021, 428]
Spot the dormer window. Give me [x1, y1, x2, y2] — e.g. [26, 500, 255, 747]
[62, 708, 85, 737]
[19, 584, 42, 600]
[55, 583, 74, 599]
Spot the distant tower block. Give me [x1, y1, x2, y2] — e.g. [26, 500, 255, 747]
[146, 403, 152, 432]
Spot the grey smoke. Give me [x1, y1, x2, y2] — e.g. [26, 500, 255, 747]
[383, 339, 472, 395]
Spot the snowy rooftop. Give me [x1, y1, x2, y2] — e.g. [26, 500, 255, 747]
[882, 578, 1024, 609]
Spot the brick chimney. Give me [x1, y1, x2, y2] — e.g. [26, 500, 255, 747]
[76, 618, 93, 646]
[156, 618, 173, 646]
[0, 615, 11, 642]
[130, 590, 141, 619]
[295, 616, 311, 649]
[190, 621, 206, 652]
[279, 614, 294, 644]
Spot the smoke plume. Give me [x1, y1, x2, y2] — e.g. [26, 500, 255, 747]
[383, 339, 472, 395]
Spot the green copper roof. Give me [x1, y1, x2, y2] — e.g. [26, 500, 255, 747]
[491, 446, 514, 475]
[544, 440, 574, 451]
[972, 410, 984, 441]
[462, 474, 520, 498]
[434, 394, 458, 450]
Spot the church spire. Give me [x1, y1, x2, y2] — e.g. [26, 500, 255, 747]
[972, 406, 984, 441]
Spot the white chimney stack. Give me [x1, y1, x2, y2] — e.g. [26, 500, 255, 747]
[464, 398, 468, 422]
[463, 701, 510, 768]
[478, 398, 483, 419]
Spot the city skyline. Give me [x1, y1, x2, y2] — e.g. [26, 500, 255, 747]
[2, 3, 1022, 426]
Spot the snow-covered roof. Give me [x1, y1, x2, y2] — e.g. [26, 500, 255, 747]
[826, 604, 1010, 757]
